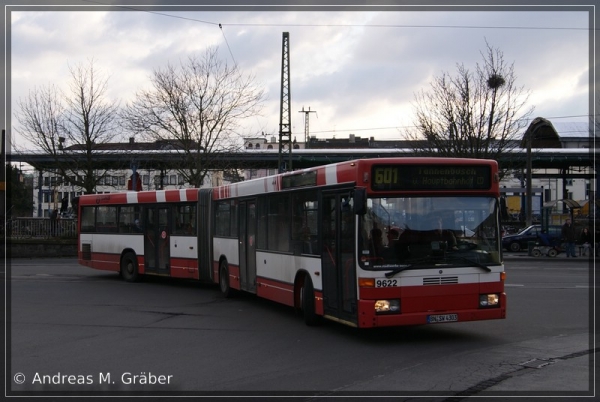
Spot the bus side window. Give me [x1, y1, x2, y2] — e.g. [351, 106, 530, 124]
[80, 206, 96, 232]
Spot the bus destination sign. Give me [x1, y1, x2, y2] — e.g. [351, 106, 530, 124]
[371, 165, 492, 191]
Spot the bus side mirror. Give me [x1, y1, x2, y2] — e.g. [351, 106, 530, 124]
[353, 188, 367, 215]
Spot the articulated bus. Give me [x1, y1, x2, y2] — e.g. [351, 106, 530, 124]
[78, 158, 506, 328]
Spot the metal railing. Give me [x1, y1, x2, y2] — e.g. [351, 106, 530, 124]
[4, 217, 77, 239]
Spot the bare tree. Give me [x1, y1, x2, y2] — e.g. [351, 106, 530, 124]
[121, 47, 265, 187]
[15, 59, 122, 193]
[405, 42, 534, 174]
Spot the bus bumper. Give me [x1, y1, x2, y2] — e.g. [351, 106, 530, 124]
[357, 294, 506, 328]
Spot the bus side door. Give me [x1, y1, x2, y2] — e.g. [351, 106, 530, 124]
[144, 206, 171, 274]
[238, 199, 257, 293]
[321, 190, 357, 325]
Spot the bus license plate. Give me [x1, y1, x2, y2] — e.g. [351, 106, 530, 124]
[427, 314, 458, 323]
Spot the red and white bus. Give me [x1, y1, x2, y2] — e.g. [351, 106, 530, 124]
[78, 157, 506, 328]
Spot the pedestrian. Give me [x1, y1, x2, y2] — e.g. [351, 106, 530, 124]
[578, 227, 592, 257]
[561, 218, 577, 258]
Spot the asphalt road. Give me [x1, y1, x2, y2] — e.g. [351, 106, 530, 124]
[5, 256, 596, 399]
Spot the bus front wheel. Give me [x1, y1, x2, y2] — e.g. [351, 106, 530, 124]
[121, 252, 140, 282]
[301, 276, 320, 326]
[219, 261, 233, 298]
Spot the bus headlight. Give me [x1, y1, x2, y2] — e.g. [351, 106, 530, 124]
[479, 294, 499, 307]
[374, 299, 400, 314]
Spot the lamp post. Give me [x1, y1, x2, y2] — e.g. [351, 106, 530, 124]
[526, 130, 533, 227]
[521, 117, 562, 227]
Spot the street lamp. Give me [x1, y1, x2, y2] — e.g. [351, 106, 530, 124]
[521, 118, 562, 227]
[526, 129, 534, 227]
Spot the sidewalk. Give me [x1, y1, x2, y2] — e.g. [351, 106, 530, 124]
[485, 353, 592, 394]
[456, 332, 594, 397]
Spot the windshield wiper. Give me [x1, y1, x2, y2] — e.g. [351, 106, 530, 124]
[383, 255, 491, 277]
[382, 256, 441, 277]
[444, 255, 491, 272]
[384, 265, 413, 278]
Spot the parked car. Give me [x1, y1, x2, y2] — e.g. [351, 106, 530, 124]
[502, 224, 562, 252]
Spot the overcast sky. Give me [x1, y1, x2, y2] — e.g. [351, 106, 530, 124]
[7, 3, 594, 150]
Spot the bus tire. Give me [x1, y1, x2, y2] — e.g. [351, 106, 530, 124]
[121, 252, 140, 282]
[219, 261, 233, 298]
[301, 275, 320, 326]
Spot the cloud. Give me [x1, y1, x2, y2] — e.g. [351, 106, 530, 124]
[9, 6, 593, 149]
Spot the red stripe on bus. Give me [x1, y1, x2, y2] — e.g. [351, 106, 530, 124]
[82, 252, 121, 272]
[256, 277, 294, 307]
[137, 192, 158, 203]
[165, 190, 181, 203]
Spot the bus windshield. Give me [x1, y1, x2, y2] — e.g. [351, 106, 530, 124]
[359, 196, 501, 269]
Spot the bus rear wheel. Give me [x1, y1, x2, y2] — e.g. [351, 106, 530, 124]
[121, 252, 140, 282]
[219, 261, 233, 298]
[301, 276, 320, 326]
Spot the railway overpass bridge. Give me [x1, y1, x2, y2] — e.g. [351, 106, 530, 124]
[8, 147, 595, 173]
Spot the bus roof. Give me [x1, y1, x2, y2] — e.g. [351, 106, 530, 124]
[77, 158, 499, 205]
[214, 157, 498, 199]
[78, 188, 199, 205]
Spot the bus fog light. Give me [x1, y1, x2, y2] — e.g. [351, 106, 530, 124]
[374, 299, 400, 314]
[479, 294, 499, 307]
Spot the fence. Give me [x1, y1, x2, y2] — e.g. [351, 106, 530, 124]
[4, 217, 77, 239]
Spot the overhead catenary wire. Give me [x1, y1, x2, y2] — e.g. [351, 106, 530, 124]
[219, 23, 237, 67]
[75, 1, 596, 137]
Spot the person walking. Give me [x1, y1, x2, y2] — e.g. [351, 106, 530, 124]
[561, 218, 577, 258]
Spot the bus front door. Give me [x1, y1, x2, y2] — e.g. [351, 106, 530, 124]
[238, 200, 257, 293]
[144, 206, 170, 275]
[321, 191, 357, 325]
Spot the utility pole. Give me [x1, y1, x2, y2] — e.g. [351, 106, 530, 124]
[299, 107, 316, 148]
[278, 32, 292, 173]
